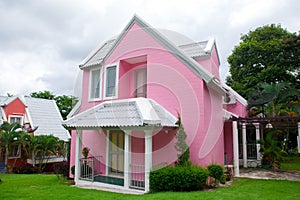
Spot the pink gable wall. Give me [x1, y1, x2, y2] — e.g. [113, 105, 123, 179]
[197, 45, 220, 80]
[225, 100, 247, 118]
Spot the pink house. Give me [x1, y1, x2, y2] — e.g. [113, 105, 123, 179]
[63, 15, 247, 192]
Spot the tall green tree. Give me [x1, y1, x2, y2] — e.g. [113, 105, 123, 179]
[227, 24, 300, 98]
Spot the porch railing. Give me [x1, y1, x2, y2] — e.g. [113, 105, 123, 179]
[79, 156, 104, 181]
[130, 164, 145, 189]
[239, 143, 257, 159]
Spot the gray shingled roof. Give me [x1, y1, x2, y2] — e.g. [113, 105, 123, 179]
[63, 98, 177, 129]
[80, 38, 210, 68]
[80, 38, 116, 68]
[24, 97, 70, 141]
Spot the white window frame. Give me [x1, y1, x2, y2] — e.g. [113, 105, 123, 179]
[89, 66, 103, 102]
[134, 68, 147, 98]
[104, 63, 119, 100]
[8, 115, 24, 125]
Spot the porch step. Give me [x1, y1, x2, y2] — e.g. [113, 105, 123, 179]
[94, 175, 124, 186]
[0, 164, 5, 172]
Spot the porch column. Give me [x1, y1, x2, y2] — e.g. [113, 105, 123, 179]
[298, 122, 300, 154]
[253, 123, 261, 160]
[232, 121, 239, 176]
[124, 130, 131, 189]
[75, 130, 82, 183]
[242, 123, 247, 168]
[144, 130, 152, 193]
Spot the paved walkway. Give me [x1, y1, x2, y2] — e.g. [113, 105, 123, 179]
[239, 168, 300, 182]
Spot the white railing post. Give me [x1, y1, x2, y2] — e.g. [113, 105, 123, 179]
[242, 123, 247, 168]
[233, 121, 239, 176]
[298, 122, 300, 154]
[253, 123, 261, 160]
[144, 130, 152, 192]
[75, 130, 82, 183]
[124, 130, 131, 189]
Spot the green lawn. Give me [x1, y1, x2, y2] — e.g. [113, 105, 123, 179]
[0, 174, 300, 199]
[281, 155, 300, 171]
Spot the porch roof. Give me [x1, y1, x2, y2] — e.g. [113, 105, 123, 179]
[62, 98, 177, 129]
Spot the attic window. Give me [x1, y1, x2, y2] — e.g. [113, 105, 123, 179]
[9, 115, 23, 125]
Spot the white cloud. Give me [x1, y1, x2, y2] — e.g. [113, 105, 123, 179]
[0, 0, 299, 96]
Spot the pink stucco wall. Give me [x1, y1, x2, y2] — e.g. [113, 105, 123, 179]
[69, 21, 246, 173]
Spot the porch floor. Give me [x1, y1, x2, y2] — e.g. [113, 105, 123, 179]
[94, 175, 124, 186]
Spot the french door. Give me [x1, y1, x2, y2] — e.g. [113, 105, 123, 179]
[109, 131, 124, 176]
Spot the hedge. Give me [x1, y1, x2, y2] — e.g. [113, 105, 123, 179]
[150, 165, 209, 192]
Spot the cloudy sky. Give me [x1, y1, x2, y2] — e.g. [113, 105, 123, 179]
[0, 0, 299, 97]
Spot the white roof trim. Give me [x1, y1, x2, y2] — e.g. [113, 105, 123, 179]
[223, 109, 238, 121]
[204, 37, 215, 53]
[67, 101, 81, 119]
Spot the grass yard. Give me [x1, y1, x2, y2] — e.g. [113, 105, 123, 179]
[0, 174, 300, 200]
[281, 156, 300, 171]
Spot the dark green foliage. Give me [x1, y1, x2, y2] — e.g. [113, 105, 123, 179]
[71, 165, 75, 175]
[53, 161, 70, 178]
[176, 148, 191, 167]
[207, 164, 224, 182]
[175, 113, 191, 167]
[13, 164, 36, 174]
[150, 166, 209, 192]
[227, 24, 300, 99]
[259, 130, 288, 169]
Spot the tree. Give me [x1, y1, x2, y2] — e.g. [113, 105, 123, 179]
[174, 114, 191, 166]
[30, 90, 55, 100]
[22, 135, 65, 173]
[55, 95, 77, 120]
[227, 24, 300, 98]
[259, 130, 287, 169]
[0, 122, 24, 172]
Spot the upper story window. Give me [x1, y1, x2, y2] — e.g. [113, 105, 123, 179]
[134, 68, 147, 98]
[89, 67, 102, 100]
[9, 115, 23, 125]
[104, 64, 118, 99]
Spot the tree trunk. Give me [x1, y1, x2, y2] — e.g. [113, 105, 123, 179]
[5, 144, 9, 173]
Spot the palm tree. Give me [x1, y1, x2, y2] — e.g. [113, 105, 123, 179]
[259, 130, 287, 169]
[0, 122, 23, 172]
[248, 82, 300, 117]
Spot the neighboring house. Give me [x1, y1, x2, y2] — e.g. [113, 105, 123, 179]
[63, 15, 247, 192]
[0, 95, 70, 169]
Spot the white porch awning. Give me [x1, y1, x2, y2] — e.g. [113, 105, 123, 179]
[62, 98, 177, 129]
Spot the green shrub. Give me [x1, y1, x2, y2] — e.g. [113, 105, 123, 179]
[150, 165, 209, 192]
[207, 164, 224, 182]
[71, 165, 75, 175]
